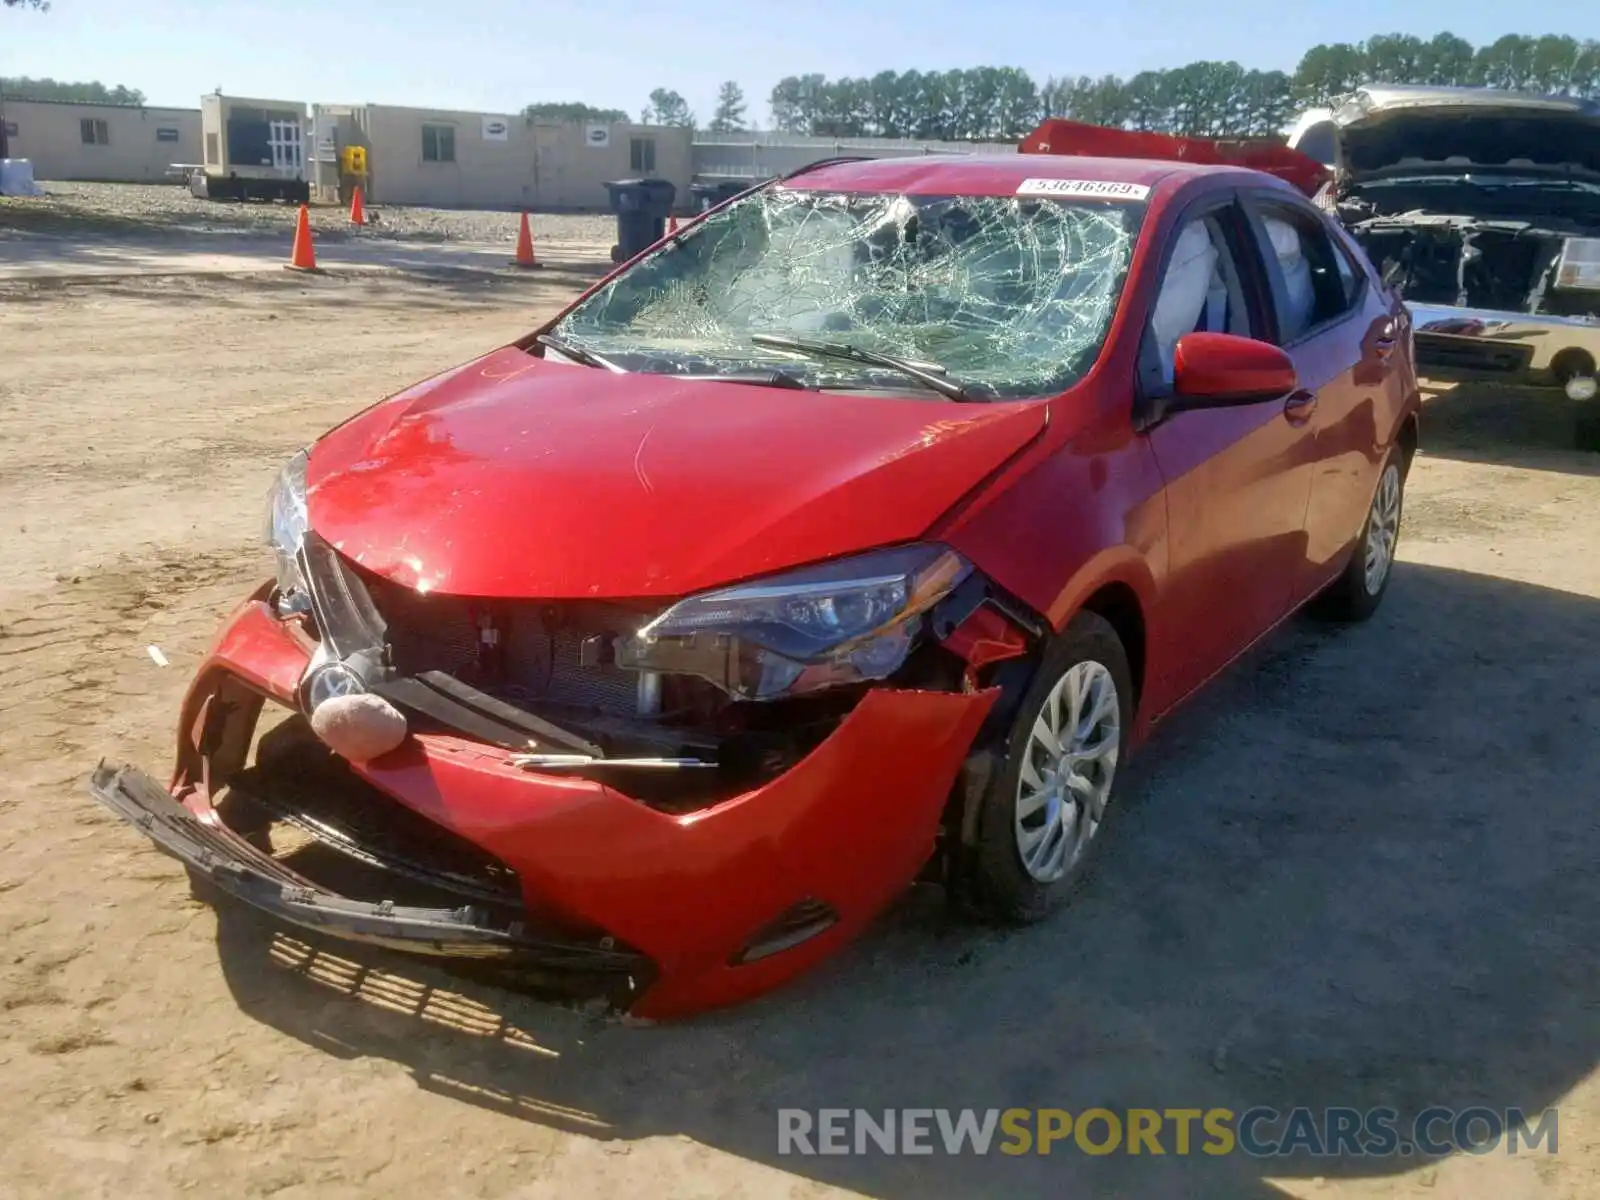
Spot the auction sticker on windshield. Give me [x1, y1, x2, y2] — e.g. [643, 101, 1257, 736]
[1015, 178, 1151, 200]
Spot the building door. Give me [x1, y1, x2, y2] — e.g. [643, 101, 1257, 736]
[268, 120, 303, 178]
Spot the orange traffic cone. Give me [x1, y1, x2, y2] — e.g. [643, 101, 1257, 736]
[511, 212, 542, 269]
[285, 204, 319, 272]
[349, 185, 366, 227]
[668, 214, 680, 234]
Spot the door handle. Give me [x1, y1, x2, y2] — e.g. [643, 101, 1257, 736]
[1283, 390, 1318, 422]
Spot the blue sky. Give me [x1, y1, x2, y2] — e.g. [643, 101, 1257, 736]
[3, 1, 1577, 125]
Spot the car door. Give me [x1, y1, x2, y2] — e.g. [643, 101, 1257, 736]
[1238, 190, 1401, 602]
[1137, 194, 1321, 708]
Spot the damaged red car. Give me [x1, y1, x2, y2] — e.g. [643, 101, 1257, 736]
[91, 131, 1420, 1020]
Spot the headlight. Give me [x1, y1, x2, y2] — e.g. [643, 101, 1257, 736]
[265, 448, 311, 615]
[1556, 238, 1600, 291]
[617, 544, 971, 701]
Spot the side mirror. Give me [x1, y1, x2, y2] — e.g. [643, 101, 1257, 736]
[1171, 332, 1298, 409]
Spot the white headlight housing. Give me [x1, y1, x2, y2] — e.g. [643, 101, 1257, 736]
[264, 449, 311, 615]
[1556, 238, 1600, 292]
[618, 544, 972, 701]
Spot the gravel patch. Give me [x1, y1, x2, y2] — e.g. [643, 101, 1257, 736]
[0, 181, 618, 246]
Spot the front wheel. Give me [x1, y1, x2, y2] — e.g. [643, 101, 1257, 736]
[960, 612, 1133, 924]
[1310, 445, 1406, 623]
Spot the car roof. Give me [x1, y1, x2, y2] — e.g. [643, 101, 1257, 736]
[783, 153, 1240, 197]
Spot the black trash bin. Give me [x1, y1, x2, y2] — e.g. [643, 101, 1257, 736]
[689, 180, 750, 213]
[603, 178, 678, 264]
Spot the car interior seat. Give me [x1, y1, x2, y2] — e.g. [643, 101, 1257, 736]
[1264, 216, 1316, 339]
[1151, 220, 1219, 380]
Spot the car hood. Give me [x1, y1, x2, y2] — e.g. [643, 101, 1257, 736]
[305, 346, 1048, 599]
[1326, 84, 1600, 183]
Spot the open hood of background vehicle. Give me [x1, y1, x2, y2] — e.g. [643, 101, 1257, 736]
[305, 347, 1048, 600]
[1019, 118, 1331, 198]
[1328, 84, 1600, 182]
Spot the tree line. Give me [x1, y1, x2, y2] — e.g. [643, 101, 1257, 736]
[750, 32, 1600, 141]
[1, 76, 146, 105]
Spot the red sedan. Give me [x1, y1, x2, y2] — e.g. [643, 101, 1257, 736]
[90, 130, 1420, 1020]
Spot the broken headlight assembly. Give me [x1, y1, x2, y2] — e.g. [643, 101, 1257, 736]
[617, 544, 972, 701]
[1556, 238, 1600, 292]
[264, 448, 312, 617]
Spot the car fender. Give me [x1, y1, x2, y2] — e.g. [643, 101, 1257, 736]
[935, 428, 1167, 729]
[1045, 544, 1160, 632]
[936, 430, 1166, 623]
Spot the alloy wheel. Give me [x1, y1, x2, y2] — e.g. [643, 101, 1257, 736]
[1363, 462, 1402, 596]
[1013, 660, 1121, 884]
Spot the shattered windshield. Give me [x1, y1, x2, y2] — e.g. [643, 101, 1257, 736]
[548, 187, 1145, 400]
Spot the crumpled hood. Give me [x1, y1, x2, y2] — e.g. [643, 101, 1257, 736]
[305, 347, 1047, 599]
[1329, 85, 1600, 182]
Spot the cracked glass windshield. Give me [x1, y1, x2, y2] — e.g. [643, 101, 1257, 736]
[548, 186, 1146, 400]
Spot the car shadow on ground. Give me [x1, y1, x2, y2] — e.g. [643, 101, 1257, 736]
[211, 561, 1600, 1198]
[1419, 380, 1600, 474]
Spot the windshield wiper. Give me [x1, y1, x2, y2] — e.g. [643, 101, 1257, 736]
[750, 333, 974, 401]
[680, 370, 812, 390]
[536, 332, 625, 373]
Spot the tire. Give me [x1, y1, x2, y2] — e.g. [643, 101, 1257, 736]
[961, 611, 1134, 924]
[1310, 444, 1406, 623]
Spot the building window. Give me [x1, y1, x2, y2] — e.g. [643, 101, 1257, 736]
[81, 118, 110, 146]
[422, 124, 456, 163]
[629, 137, 656, 173]
[156, 127, 181, 143]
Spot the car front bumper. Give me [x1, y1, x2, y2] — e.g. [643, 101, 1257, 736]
[1408, 302, 1600, 392]
[89, 588, 998, 1019]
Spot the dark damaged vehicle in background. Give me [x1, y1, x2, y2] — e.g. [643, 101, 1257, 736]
[1289, 83, 1600, 449]
[87, 133, 1420, 1020]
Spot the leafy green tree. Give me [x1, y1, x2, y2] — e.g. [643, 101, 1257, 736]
[767, 76, 804, 133]
[1526, 34, 1586, 92]
[641, 88, 693, 127]
[1, 76, 146, 104]
[708, 81, 747, 132]
[1293, 43, 1367, 107]
[521, 102, 627, 123]
[993, 68, 1042, 139]
[759, 32, 1600, 147]
[1472, 34, 1536, 88]
[1362, 33, 1428, 83]
[1419, 32, 1475, 85]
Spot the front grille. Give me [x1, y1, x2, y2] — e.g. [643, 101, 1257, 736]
[501, 622, 643, 714]
[349, 561, 655, 717]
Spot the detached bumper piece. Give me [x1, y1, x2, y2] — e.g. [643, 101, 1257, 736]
[87, 762, 652, 992]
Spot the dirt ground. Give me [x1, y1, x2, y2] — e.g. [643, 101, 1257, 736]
[3, 266, 1600, 1200]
